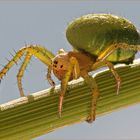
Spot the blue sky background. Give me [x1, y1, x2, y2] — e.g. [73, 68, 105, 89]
[0, 1, 140, 140]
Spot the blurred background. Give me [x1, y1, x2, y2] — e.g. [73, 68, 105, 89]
[0, 1, 140, 140]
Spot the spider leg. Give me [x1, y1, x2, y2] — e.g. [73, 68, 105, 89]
[92, 60, 121, 95]
[92, 43, 140, 95]
[81, 72, 99, 123]
[0, 45, 55, 96]
[17, 52, 32, 97]
[83, 61, 120, 123]
[72, 57, 80, 79]
[0, 48, 25, 81]
[104, 61, 121, 95]
[47, 65, 55, 87]
[59, 56, 80, 117]
[97, 43, 140, 61]
[86, 43, 140, 122]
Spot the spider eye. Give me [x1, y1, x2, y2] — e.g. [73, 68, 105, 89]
[54, 60, 58, 64]
[53, 64, 57, 68]
[60, 65, 63, 68]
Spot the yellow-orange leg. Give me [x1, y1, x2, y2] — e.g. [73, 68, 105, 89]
[105, 61, 121, 95]
[82, 73, 99, 123]
[59, 57, 80, 117]
[92, 42, 140, 95]
[83, 43, 140, 122]
[83, 43, 132, 122]
[0, 45, 55, 97]
[0, 48, 25, 81]
[17, 52, 32, 97]
[83, 61, 120, 123]
[92, 60, 121, 95]
[97, 43, 140, 61]
[95, 42, 140, 94]
[91, 43, 136, 95]
[47, 65, 55, 87]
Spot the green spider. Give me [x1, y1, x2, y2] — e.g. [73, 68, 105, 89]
[0, 14, 140, 123]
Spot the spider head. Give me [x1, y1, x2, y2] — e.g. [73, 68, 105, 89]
[52, 52, 70, 80]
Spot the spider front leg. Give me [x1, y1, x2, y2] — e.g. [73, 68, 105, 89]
[47, 65, 55, 87]
[0, 45, 55, 97]
[59, 56, 80, 117]
[17, 52, 32, 97]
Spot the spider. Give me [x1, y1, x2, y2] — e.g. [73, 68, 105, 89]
[0, 14, 140, 123]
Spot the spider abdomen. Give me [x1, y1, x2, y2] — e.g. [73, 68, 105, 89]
[66, 14, 140, 64]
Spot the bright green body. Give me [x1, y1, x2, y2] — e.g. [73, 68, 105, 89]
[66, 14, 140, 64]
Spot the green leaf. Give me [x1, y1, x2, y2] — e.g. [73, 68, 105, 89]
[0, 59, 140, 140]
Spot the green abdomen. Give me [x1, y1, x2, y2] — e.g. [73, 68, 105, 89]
[66, 14, 140, 63]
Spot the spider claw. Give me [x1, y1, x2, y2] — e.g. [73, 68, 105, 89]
[86, 115, 95, 123]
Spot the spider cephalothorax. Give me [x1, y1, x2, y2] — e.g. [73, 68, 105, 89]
[52, 53, 70, 80]
[52, 51, 95, 81]
[1, 14, 140, 123]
